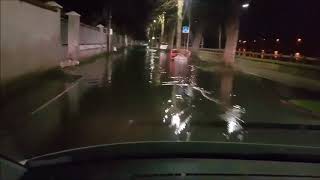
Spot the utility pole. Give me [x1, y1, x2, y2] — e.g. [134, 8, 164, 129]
[218, 25, 222, 49]
[107, 10, 112, 52]
[200, 36, 204, 48]
[186, 0, 192, 50]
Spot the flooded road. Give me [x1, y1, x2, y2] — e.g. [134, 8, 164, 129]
[1, 47, 320, 161]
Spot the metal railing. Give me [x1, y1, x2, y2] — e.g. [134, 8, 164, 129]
[199, 48, 320, 66]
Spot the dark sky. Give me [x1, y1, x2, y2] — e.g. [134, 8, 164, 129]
[56, 0, 154, 39]
[240, 0, 320, 56]
[55, 0, 320, 57]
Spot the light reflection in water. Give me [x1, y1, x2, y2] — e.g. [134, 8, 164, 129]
[156, 51, 246, 141]
[219, 70, 246, 141]
[146, 50, 161, 84]
[162, 58, 195, 138]
[171, 113, 192, 135]
[221, 105, 246, 140]
[106, 58, 113, 84]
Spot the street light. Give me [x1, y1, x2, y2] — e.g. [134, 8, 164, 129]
[276, 38, 280, 42]
[297, 38, 302, 43]
[153, 20, 156, 23]
[242, 3, 250, 8]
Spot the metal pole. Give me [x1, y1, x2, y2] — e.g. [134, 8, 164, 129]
[186, 0, 192, 50]
[108, 10, 112, 52]
[184, 34, 186, 49]
[218, 25, 222, 49]
[200, 36, 204, 48]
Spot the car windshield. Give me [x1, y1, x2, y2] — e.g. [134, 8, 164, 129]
[1, 0, 320, 163]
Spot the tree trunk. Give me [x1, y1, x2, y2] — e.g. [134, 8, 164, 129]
[192, 26, 203, 50]
[160, 14, 165, 43]
[223, 0, 240, 66]
[218, 25, 222, 49]
[160, 22, 165, 43]
[176, 0, 184, 49]
[169, 26, 176, 49]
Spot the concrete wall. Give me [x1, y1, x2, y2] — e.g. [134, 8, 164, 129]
[0, 0, 61, 82]
[78, 23, 107, 60]
[80, 24, 106, 45]
[79, 46, 106, 59]
[1, 0, 131, 85]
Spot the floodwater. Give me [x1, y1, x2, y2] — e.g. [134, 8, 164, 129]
[1, 47, 320, 161]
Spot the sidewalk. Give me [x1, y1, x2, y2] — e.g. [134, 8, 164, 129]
[237, 59, 320, 92]
[195, 50, 320, 92]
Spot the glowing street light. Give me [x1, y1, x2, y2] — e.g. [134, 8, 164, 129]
[242, 3, 250, 8]
[152, 36, 155, 40]
[297, 38, 302, 43]
[276, 38, 280, 42]
[153, 20, 156, 23]
[295, 52, 301, 60]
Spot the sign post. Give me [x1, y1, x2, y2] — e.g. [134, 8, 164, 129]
[182, 26, 190, 49]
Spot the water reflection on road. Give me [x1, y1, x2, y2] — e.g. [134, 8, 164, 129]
[1, 47, 320, 161]
[161, 51, 247, 141]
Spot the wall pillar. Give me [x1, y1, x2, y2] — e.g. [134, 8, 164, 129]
[66, 11, 81, 61]
[46, 1, 63, 14]
[45, 1, 63, 61]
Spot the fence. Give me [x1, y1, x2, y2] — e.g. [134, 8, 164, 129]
[199, 48, 320, 66]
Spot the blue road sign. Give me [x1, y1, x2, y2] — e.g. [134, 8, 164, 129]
[182, 26, 190, 34]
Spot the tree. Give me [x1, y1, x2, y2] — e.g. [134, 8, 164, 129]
[169, 26, 176, 48]
[176, 0, 184, 48]
[153, 0, 177, 42]
[192, 24, 204, 50]
[223, 0, 241, 66]
[150, 0, 177, 45]
[190, 0, 225, 50]
[159, 13, 166, 42]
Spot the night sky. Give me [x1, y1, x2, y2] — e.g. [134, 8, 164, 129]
[56, 0, 154, 39]
[55, 0, 320, 57]
[240, 0, 320, 57]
